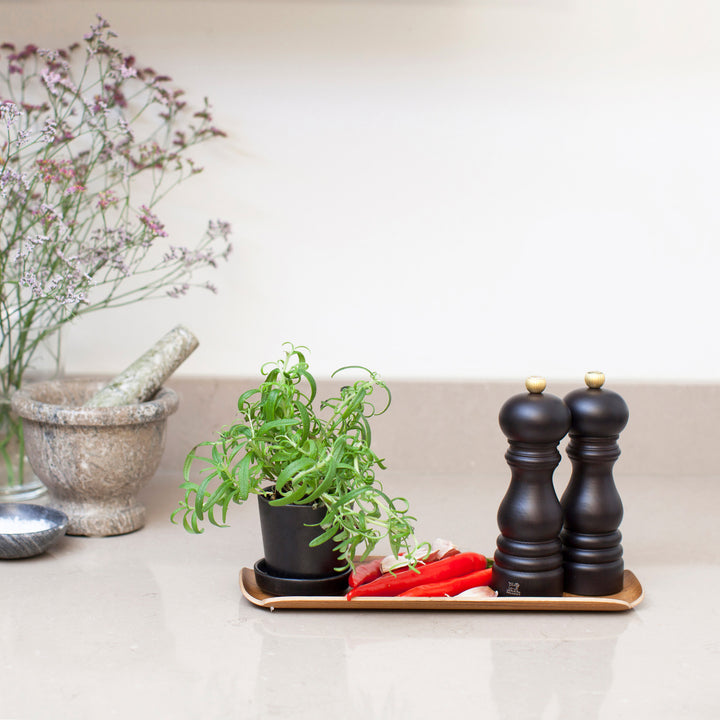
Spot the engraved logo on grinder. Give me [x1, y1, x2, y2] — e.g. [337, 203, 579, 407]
[506, 582, 521, 596]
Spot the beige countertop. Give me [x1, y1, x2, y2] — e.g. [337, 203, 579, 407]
[1, 467, 717, 719]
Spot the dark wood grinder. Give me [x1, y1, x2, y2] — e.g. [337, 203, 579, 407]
[491, 377, 571, 597]
[561, 371, 629, 596]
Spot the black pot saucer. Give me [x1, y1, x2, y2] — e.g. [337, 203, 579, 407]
[253, 558, 351, 597]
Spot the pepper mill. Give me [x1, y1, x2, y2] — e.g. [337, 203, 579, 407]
[561, 371, 629, 596]
[491, 376, 571, 597]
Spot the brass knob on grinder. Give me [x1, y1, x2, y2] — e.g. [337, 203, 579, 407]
[525, 376, 547, 394]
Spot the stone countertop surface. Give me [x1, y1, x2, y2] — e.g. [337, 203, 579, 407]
[1, 468, 717, 720]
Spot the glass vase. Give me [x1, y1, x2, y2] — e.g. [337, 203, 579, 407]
[0, 330, 64, 502]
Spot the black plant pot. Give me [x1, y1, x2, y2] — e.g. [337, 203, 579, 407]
[254, 493, 351, 596]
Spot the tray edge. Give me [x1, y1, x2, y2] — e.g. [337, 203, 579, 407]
[239, 567, 643, 612]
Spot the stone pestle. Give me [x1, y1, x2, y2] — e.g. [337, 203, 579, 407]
[84, 325, 198, 407]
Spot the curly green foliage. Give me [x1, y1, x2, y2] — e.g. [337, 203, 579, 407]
[172, 343, 424, 570]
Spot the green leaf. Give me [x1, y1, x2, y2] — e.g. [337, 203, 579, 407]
[207, 504, 229, 528]
[272, 456, 315, 496]
[264, 367, 280, 383]
[261, 388, 281, 421]
[303, 438, 344, 503]
[237, 388, 260, 411]
[254, 417, 300, 437]
[292, 400, 310, 443]
[296, 368, 317, 403]
[329, 484, 384, 513]
[221, 490, 234, 523]
[235, 453, 252, 500]
[307, 521, 339, 547]
[226, 423, 252, 440]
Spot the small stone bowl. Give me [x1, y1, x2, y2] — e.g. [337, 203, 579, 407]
[11, 379, 178, 537]
[0, 503, 69, 559]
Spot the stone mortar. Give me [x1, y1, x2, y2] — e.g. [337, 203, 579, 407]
[11, 379, 178, 537]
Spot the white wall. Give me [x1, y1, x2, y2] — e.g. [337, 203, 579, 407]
[3, 0, 719, 381]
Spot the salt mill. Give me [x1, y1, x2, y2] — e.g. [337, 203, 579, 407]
[561, 371, 629, 596]
[491, 376, 571, 597]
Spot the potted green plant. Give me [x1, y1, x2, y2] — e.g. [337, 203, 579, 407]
[172, 343, 424, 595]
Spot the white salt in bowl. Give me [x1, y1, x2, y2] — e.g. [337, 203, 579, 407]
[0, 503, 69, 559]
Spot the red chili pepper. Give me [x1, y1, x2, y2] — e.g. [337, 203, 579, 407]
[348, 558, 384, 588]
[346, 552, 487, 600]
[397, 568, 493, 598]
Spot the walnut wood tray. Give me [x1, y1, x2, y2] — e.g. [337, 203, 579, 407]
[240, 567, 643, 611]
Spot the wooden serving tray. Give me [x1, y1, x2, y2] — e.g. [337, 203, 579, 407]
[240, 567, 644, 612]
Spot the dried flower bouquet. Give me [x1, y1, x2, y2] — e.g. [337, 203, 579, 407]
[0, 16, 232, 493]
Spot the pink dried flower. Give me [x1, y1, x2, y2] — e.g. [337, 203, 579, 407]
[36, 158, 76, 183]
[118, 63, 136, 79]
[0, 101, 22, 126]
[11, 233, 48, 263]
[58, 76, 77, 94]
[20, 270, 43, 297]
[84, 15, 111, 42]
[97, 189, 119, 209]
[208, 220, 232, 240]
[15, 129, 32, 147]
[39, 118, 57, 144]
[139, 205, 168, 237]
[41, 68, 63, 95]
[166, 283, 190, 298]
